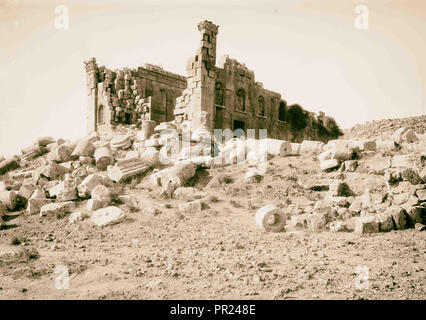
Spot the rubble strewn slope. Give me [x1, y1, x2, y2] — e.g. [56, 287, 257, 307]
[0, 120, 425, 299]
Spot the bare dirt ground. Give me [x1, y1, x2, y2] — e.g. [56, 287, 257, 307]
[0, 155, 425, 300]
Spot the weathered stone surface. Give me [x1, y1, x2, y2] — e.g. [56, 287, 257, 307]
[393, 192, 411, 205]
[328, 181, 352, 197]
[0, 157, 19, 175]
[290, 143, 301, 155]
[91, 206, 125, 226]
[46, 144, 72, 163]
[107, 158, 149, 183]
[348, 197, 362, 214]
[110, 135, 131, 150]
[387, 206, 409, 230]
[354, 216, 379, 234]
[341, 160, 358, 172]
[326, 139, 358, 161]
[405, 206, 426, 224]
[290, 214, 309, 228]
[77, 173, 104, 198]
[86, 199, 105, 211]
[178, 200, 202, 214]
[329, 221, 348, 232]
[40, 201, 75, 217]
[376, 140, 398, 152]
[173, 187, 208, 201]
[246, 138, 292, 157]
[308, 211, 329, 232]
[94, 146, 114, 171]
[140, 147, 160, 167]
[17, 183, 35, 204]
[41, 162, 69, 179]
[299, 140, 324, 154]
[69, 211, 84, 224]
[415, 189, 426, 201]
[152, 161, 196, 198]
[255, 205, 286, 232]
[320, 159, 339, 171]
[0, 191, 17, 211]
[364, 157, 392, 172]
[37, 136, 56, 147]
[392, 155, 418, 168]
[375, 212, 394, 232]
[71, 139, 95, 160]
[137, 120, 156, 141]
[392, 127, 419, 144]
[91, 185, 112, 205]
[317, 150, 332, 162]
[0, 201, 7, 215]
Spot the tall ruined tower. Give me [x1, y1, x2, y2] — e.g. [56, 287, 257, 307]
[178, 20, 219, 132]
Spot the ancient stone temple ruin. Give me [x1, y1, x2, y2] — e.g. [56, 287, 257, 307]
[84, 20, 338, 142]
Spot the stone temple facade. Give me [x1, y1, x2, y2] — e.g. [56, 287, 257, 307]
[85, 21, 337, 142]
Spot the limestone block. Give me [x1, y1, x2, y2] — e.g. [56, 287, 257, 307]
[290, 143, 300, 155]
[246, 138, 292, 157]
[375, 212, 394, 232]
[392, 127, 419, 144]
[40, 201, 75, 217]
[392, 155, 419, 168]
[318, 150, 332, 162]
[69, 211, 84, 224]
[77, 173, 104, 198]
[110, 135, 131, 150]
[17, 183, 35, 202]
[37, 136, 56, 147]
[70, 139, 95, 160]
[375, 140, 398, 152]
[0, 191, 17, 211]
[173, 187, 208, 201]
[354, 216, 379, 234]
[308, 212, 329, 232]
[91, 185, 112, 205]
[107, 158, 149, 183]
[94, 146, 114, 171]
[0, 157, 19, 175]
[26, 198, 51, 214]
[364, 157, 391, 172]
[91, 206, 125, 227]
[41, 162, 69, 179]
[46, 144, 72, 163]
[329, 221, 348, 232]
[86, 199, 105, 211]
[320, 159, 339, 171]
[255, 205, 286, 232]
[341, 160, 358, 172]
[388, 206, 409, 230]
[299, 140, 324, 154]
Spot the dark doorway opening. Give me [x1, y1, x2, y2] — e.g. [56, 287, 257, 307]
[125, 113, 132, 125]
[214, 106, 224, 129]
[233, 120, 245, 138]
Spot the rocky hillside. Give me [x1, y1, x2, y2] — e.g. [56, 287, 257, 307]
[344, 115, 426, 141]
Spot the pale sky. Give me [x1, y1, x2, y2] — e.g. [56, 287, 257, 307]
[1, 0, 425, 157]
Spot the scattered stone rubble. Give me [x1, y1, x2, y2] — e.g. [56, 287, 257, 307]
[0, 119, 425, 238]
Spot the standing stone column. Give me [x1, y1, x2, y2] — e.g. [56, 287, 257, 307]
[84, 57, 99, 134]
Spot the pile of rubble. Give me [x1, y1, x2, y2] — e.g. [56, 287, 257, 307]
[1, 120, 425, 235]
[282, 126, 426, 234]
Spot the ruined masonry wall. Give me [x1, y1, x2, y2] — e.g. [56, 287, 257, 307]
[84, 58, 186, 134]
